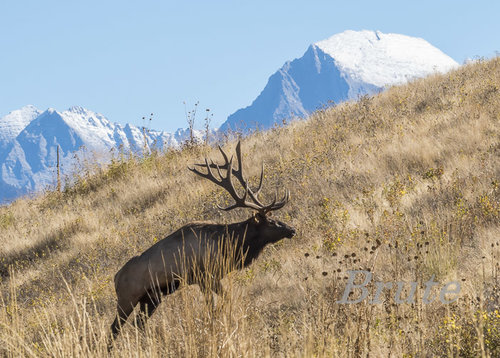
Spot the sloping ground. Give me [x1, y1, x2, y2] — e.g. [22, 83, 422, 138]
[0, 57, 499, 357]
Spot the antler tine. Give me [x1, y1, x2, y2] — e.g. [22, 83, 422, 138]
[277, 189, 290, 208]
[190, 143, 263, 212]
[214, 161, 225, 183]
[222, 155, 264, 211]
[204, 158, 217, 180]
[188, 158, 215, 181]
[217, 180, 250, 211]
[193, 145, 231, 169]
[218, 144, 230, 165]
[254, 163, 264, 195]
[215, 156, 237, 211]
[234, 141, 243, 171]
[260, 189, 290, 215]
[231, 141, 267, 206]
[193, 142, 264, 197]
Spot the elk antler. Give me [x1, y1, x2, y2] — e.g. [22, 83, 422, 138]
[188, 141, 289, 215]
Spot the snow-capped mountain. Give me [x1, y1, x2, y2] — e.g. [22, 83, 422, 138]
[0, 106, 201, 203]
[220, 30, 459, 132]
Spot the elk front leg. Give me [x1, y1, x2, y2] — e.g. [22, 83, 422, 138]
[200, 279, 223, 312]
[211, 279, 224, 297]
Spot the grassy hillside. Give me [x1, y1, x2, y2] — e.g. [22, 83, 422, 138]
[1, 57, 499, 357]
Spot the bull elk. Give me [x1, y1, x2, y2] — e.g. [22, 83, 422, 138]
[109, 141, 295, 345]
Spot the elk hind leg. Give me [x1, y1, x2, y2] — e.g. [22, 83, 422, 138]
[135, 280, 180, 330]
[108, 302, 135, 349]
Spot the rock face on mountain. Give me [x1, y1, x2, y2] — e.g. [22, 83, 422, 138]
[0, 106, 200, 203]
[220, 30, 459, 132]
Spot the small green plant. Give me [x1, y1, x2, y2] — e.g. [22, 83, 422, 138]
[423, 167, 444, 180]
[0, 211, 15, 229]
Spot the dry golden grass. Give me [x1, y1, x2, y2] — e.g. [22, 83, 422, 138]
[1, 57, 499, 357]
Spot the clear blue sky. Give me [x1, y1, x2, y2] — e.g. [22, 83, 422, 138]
[1, 1, 498, 132]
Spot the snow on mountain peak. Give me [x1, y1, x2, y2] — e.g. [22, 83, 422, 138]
[67, 105, 87, 114]
[220, 30, 460, 133]
[0, 105, 42, 144]
[314, 30, 459, 89]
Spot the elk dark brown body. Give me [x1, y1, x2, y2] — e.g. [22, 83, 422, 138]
[109, 141, 295, 346]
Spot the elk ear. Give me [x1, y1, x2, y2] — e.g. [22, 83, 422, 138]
[253, 212, 266, 224]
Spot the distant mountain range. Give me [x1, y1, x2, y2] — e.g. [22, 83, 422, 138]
[220, 30, 458, 132]
[0, 30, 459, 203]
[0, 106, 201, 203]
